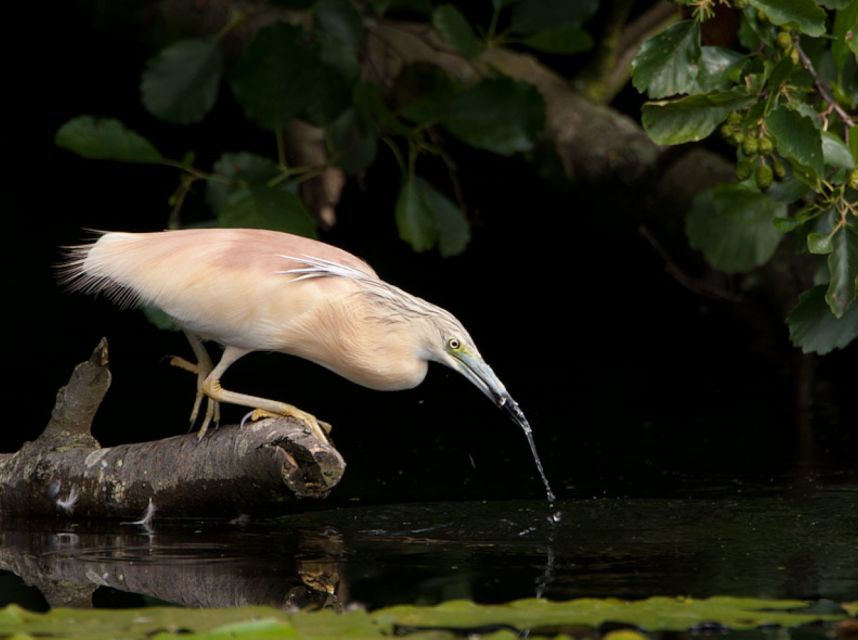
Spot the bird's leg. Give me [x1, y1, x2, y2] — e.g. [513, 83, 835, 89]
[168, 332, 219, 428]
[198, 346, 331, 443]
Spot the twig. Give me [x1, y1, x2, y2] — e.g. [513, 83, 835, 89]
[580, 1, 678, 104]
[639, 225, 743, 302]
[794, 41, 855, 130]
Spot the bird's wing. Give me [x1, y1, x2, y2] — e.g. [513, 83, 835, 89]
[276, 254, 380, 284]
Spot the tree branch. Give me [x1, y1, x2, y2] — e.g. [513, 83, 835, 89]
[1, 341, 345, 519]
[795, 41, 855, 130]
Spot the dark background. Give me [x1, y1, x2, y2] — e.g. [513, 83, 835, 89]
[4, 1, 856, 507]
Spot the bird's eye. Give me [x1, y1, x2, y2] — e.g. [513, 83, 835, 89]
[447, 337, 461, 351]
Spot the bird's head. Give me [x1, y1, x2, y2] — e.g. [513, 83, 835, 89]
[423, 315, 518, 417]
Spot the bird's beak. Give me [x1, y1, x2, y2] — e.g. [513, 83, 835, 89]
[455, 352, 523, 427]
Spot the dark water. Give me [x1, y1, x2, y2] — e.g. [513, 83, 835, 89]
[1, 481, 856, 613]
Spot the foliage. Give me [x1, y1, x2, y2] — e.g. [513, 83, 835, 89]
[54, 0, 858, 354]
[0, 596, 848, 639]
[634, 0, 858, 354]
[54, 1, 595, 257]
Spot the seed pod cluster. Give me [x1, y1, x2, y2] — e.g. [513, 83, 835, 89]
[723, 111, 784, 190]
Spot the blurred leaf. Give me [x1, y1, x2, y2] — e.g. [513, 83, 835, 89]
[328, 109, 378, 174]
[308, 0, 362, 125]
[821, 131, 855, 170]
[273, 0, 318, 7]
[206, 152, 281, 213]
[807, 231, 834, 254]
[230, 23, 320, 129]
[354, 81, 409, 135]
[642, 91, 754, 145]
[441, 77, 545, 155]
[747, 0, 826, 36]
[509, 0, 597, 34]
[520, 25, 593, 54]
[55, 116, 162, 163]
[833, 0, 858, 68]
[492, 0, 519, 8]
[315, 0, 363, 47]
[218, 186, 316, 237]
[765, 106, 824, 177]
[142, 306, 181, 332]
[632, 21, 701, 99]
[826, 223, 858, 316]
[141, 39, 222, 124]
[787, 285, 858, 353]
[396, 64, 458, 124]
[415, 177, 469, 256]
[395, 177, 469, 254]
[686, 184, 786, 273]
[695, 47, 747, 92]
[396, 175, 437, 251]
[773, 217, 801, 232]
[433, 5, 481, 59]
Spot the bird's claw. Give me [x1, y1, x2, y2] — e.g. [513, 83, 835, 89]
[240, 407, 332, 444]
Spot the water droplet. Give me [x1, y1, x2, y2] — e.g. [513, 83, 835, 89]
[548, 510, 562, 524]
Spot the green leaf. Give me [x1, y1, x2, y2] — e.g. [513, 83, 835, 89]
[141, 39, 222, 124]
[394, 176, 468, 254]
[308, 0, 362, 126]
[206, 152, 281, 213]
[432, 5, 481, 59]
[55, 116, 162, 163]
[218, 186, 316, 237]
[441, 77, 545, 155]
[787, 285, 858, 353]
[826, 224, 858, 316]
[765, 106, 824, 178]
[686, 184, 786, 273]
[327, 108, 378, 174]
[821, 131, 855, 170]
[509, 0, 598, 34]
[695, 47, 747, 92]
[396, 176, 437, 252]
[807, 231, 834, 253]
[748, 0, 826, 36]
[142, 306, 181, 332]
[395, 63, 458, 124]
[833, 0, 858, 68]
[631, 21, 701, 99]
[230, 23, 321, 129]
[414, 177, 469, 256]
[520, 24, 593, 54]
[315, 0, 363, 47]
[642, 91, 754, 145]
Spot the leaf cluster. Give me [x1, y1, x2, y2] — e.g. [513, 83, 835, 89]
[633, 0, 858, 354]
[54, 0, 600, 258]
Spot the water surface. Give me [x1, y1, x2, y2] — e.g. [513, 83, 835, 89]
[1, 481, 856, 612]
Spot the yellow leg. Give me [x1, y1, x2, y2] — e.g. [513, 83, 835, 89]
[197, 346, 331, 443]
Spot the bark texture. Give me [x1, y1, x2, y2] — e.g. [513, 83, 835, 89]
[0, 340, 345, 519]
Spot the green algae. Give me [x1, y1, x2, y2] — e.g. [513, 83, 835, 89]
[0, 595, 849, 640]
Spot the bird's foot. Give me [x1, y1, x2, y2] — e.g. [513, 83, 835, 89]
[167, 355, 219, 432]
[166, 355, 199, 374]
[240, 407, 332, 443]
[194, 397, 221, 441]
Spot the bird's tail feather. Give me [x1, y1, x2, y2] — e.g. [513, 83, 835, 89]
[56, 231, 143, 308]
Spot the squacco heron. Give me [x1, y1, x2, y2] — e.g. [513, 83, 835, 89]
[61, 228, 552, 498]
